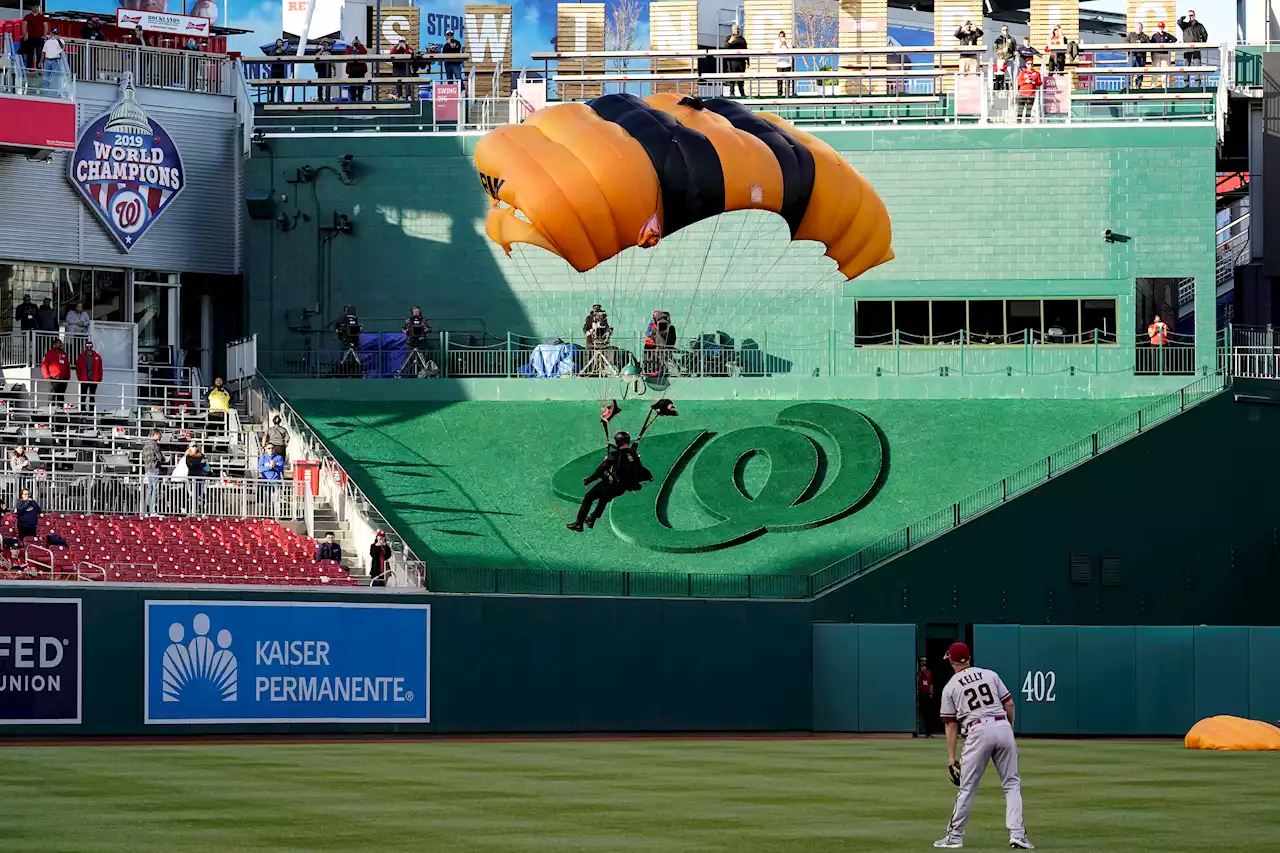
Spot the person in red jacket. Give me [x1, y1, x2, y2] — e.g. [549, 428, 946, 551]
[41, 338, 71, 412]
[1016, 57, 1043, 124]
[75, 339, 103, 412]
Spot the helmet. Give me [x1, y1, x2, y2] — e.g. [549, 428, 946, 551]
[613, 430, 631, 446]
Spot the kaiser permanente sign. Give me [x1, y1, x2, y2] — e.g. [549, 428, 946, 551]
[117, 9, 212, 37]
[144, 601, 430, 724]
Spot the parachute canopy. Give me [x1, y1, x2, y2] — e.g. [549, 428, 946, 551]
[474, 93, 894, 281]
[1185, 715, 1280, 750]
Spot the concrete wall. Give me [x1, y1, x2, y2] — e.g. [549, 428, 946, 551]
[244, 124, 1218, 372]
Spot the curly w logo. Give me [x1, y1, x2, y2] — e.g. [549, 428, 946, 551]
[552, 403, 884, 553]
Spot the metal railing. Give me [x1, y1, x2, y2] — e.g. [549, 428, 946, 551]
[60, 39, 232, 95]
[260, 328, 1204, 380]
[249, 376, 426, 586]
[1222, 324, 1280, 379]
[1, 471, 302, 521]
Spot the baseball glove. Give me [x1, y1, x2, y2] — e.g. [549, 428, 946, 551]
[947, 761, 962, 786]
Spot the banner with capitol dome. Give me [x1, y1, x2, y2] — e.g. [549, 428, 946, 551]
[68, 76, 186, 252]
[143, 600, 430, 724]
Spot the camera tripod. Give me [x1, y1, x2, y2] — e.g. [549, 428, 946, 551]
[400, 346, 439, 379]
[582, 345, 620, 378]
[338, 345, 363, 375]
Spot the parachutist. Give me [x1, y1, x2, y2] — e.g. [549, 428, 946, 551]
[567, 430, 653, 532]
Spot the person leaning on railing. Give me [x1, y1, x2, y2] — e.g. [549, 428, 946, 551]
[723, 25, 747, 98]
[346, 37, 369, 102]
[265, 38, 288, 104]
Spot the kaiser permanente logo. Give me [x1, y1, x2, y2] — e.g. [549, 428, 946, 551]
[145, 601, 430, 724]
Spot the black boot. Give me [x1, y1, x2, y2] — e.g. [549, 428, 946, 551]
[585, 516, 597, 529]
[566, 521, 584, 532]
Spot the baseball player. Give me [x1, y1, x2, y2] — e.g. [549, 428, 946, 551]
[933, 642, 1034, 850]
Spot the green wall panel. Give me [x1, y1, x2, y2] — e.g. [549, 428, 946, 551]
[1247, 628, 1280, 725]
[811, 623, 916, 732]
[1012, 626, 1079, 735]
[1077, 627, 1138, 736]
[1192, 626, 1251, 721]
[1134, 627, 1196, 736]
[858, 624, 917, 733]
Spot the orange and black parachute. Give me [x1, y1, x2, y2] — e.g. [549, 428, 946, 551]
[474, 93, 894, 280]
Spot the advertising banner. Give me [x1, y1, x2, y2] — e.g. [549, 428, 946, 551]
[116, 9, 213, 38]
[0, 598, 82, 725]
[144, 601, 430, 724]
[0, 95, 77, 151]
[433, 82, 461, 121]
[68, 78, 186, 252]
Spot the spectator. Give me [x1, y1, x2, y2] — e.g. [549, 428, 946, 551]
[265, 38, 288, 104]
[1149, 22, 1176, 86]
[389, 36, 414, 99]
[64, 300, 90, 336]
[316, 531, 342, 563]
[917, 656, 934, 738]
[14, 294, 38, 332]
[1016, 57, 1042, 123]
[9, 445, 30, 475]
[75, 340, 103, 412]
[1148, 314, 1170, 346]
[369, 530, 392, 587]
[723, 24, 747, 98]
[36, 298, 57, 332]
[1016, 36, 1040, 65]
[41, 28, 65, 94]
[41, 338, 70, 411]
[183, 444, 210, 515]
[954, 20, 982, 75]
[346, 37, 369, 102]
[773, 30, 793, 97]
[19, 3, 46, 72]
[263, 415, 289, 461]
[1178, 11, 1207, 87]
[992, 55, 1010, 92]
[993, 25, 1017, 68]
[207, 377, 231, 426]
[1124, 23, 1150, 88]
[1046, 25, 1066, 75]
[141, 428, 167, 515]
[259, 443, 284, 480]
[442, 30, 463, 86]
[315, 39, 335, 103]
[15, 488, 41, 543]
[128, 26, 146, 47]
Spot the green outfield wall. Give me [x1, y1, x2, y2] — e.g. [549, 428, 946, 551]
[0, 582, 1272, 736]
[245, 125, 1217, 373]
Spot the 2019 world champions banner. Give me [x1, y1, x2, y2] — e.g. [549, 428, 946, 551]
[68, 77, 186, 252]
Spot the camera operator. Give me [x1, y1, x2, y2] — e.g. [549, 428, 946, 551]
[333, 305, 363, 377]
[404, 306, 432, 346]
[583, 304, 613, 349]
[644, 309, 677, 375]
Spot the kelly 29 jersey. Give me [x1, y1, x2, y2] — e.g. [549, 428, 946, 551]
[939, 666, 1011, 730]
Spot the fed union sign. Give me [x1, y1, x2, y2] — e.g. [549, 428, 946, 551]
[68, 75, 185, 252]
[144, 601, 430, 724]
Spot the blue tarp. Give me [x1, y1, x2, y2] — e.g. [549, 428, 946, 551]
[519, 342, 578, 378]
[359, 332, 408, 378]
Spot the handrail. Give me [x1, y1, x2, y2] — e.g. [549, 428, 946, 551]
[75, 561, 107, 582]
[250, 375, 427, 580]
[24, 544, 54, 575]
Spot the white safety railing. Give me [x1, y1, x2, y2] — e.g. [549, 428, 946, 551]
[3, 471, 302, 521]
[227, 334, 258, 384]
[64, 39, 233, 95]
[248, 376, 426, 587]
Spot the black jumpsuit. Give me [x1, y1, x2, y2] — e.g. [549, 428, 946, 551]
[575, 446, 653, 526]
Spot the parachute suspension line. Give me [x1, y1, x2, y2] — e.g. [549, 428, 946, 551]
[703, 214, 794, 340]
[676, 213, 725, 360]
[735, 251, 840, 337]
[682, 210, 764, 376]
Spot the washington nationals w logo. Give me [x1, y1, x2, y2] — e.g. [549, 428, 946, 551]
[551, 403, 884, 552]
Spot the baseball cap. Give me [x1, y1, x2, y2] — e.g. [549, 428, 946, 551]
[944, 642, 971, 662]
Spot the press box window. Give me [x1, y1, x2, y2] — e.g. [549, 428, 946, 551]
[855, 301, 892, 341]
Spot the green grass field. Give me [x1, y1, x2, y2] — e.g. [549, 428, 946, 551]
[297, 398, 1153, 575]
[0, 738, 1273, 851]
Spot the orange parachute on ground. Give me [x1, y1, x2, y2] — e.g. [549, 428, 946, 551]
[1185, 715, 1280, 750]
[474, 93, 894, 281]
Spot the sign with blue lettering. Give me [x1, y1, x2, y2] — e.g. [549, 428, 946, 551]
[0, 598, 81, 725]
[68, 75, 186, 252]
[144, 601, 429, 724]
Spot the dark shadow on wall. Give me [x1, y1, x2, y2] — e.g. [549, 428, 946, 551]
[244, 136, 535, 357]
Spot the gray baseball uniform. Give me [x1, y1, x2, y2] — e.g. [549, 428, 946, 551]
[939, 665, 1025, 841]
